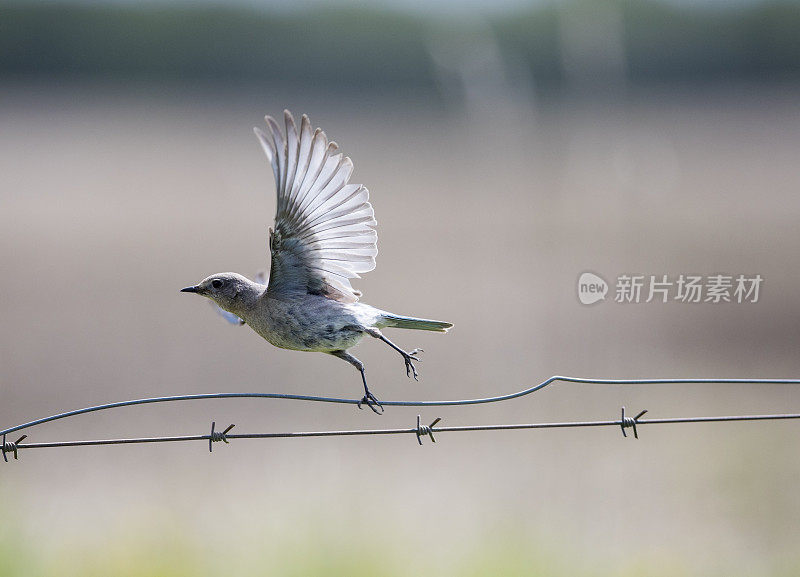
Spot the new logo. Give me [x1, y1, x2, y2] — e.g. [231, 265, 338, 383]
[578, 272, 608, 305]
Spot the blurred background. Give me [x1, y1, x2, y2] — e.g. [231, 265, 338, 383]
[2, 0, 800, 575]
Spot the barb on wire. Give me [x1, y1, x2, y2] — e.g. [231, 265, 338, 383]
[620, 407, 648, 439]
[2, 433, 27, 461]
[5, 408, 800, 461]
[209, 422, 235, 452]
[2, 375, 799, 439]
[415, 415, 441, 445]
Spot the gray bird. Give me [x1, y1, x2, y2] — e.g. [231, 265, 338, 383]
[181, 111, 452, 413]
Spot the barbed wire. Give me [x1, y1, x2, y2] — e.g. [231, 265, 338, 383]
[4, 409, 800, 461]
[2, 376, 798, 461]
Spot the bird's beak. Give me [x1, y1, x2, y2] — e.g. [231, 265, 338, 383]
[180, 285, 200, 293]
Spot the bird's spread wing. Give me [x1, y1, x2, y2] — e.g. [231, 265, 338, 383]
[254, 111, 377, 303]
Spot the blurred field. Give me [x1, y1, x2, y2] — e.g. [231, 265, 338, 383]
[1, 81, 800, 576]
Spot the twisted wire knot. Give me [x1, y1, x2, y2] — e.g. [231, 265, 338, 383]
[415, 415, 442, 445]
[208, 422, 235, 452]
[620, 407, 648, 439]
[2, 433, 27, 462]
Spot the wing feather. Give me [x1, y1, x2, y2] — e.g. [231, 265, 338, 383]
[295, 129, 328, 209]
[255, 111, 377, 302]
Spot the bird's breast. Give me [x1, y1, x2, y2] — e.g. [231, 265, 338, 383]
[246, 294, 366, 352]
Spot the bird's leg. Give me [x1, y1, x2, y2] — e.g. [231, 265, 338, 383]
[364, 328, 423, 381]
[329, 350, 383, 415]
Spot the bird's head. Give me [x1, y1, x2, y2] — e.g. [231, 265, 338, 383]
[180, 272, 256, 313]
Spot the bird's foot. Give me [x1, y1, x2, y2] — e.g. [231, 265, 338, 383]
[403, 348, 423, 380]
[358, 390, 384, 415]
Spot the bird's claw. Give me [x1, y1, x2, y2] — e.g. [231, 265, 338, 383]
[403, 348, 423, 380]
[358, 391, 384, 415]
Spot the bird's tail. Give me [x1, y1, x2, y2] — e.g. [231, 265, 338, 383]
[378, 312, 453, 333]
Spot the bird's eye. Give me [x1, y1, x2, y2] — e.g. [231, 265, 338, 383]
[211, 279, 223, 289]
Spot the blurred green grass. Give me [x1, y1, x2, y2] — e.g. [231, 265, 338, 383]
[2, 506, 799, 577]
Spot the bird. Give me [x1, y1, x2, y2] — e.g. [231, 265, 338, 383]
[181, 111, 452, 414]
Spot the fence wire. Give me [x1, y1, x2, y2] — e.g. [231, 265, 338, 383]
[2, 376, 799, 461]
